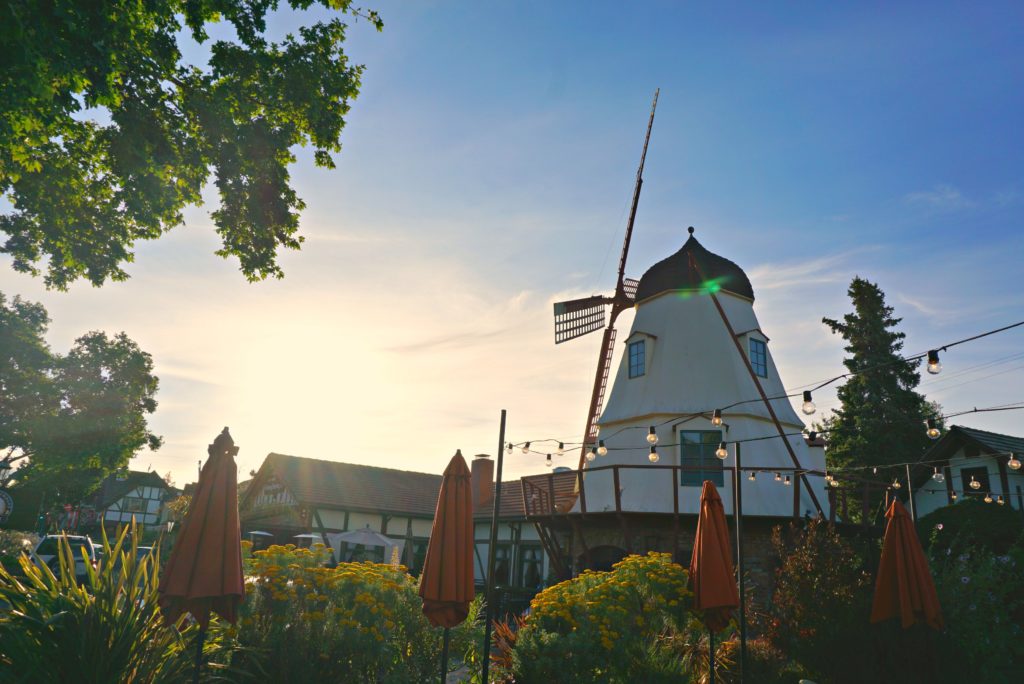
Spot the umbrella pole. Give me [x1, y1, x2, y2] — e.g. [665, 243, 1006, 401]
[192, 624, 206, 684]
[708, 630, 715, 684]
[440, 626, 451, 684]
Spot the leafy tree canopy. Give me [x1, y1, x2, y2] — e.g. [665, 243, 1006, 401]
[821, 277, 940, 517]
[0, 1, 382, 289]
[0, 291, 160, 498]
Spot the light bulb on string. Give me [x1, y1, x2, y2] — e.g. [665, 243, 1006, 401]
[715, 442, 728, 460]
[597, 440, 607, 457]
[932, 467, 944, 483]
[808, 431, 818, 442]
[802, 391, 816, 415]
[585, 448, 596, 462]
[649, 446, 659, 463]
[951, 492, 958, 502]
[926, 349, 942, 375]
[505, 443, 513, 456]
[1008, 453, 1021, 471]
[969, 476, 981, 490]
[522, 442, 531, 455]
[984, 492, 993, 504]
[926, 418, 941, 440]
[557, 442, 565, 456]
[545, 454, 552, 468]
[892, 478, 902, 490]
[997, 495, 1005, 506]
[748, 471, 756, 482]
[873, 467, 878, 475]
[647, 426, 658, 445]
[784, 475, 792, 486]
[774, 472, 782, 482]
[711, 409, 723, 427]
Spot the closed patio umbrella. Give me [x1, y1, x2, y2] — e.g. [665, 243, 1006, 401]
[870, 499, 943, 630]
[689, 480, 739, 684]
[158, 428, 245, 684]
[419, 450, 475, 684]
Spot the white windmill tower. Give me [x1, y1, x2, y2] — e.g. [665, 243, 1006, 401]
[574, 228, 827, 519]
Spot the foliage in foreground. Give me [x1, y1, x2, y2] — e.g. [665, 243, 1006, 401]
[236, 543, 482, 683]
[0, 523, 245, 683]
[509, 552, 733, 684]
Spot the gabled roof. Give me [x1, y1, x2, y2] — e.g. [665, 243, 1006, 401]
[912, 425, 1023, 489]
[244, 453, 444, 518]
[475, 471, 578, 519]
[92, 471, 168, 509]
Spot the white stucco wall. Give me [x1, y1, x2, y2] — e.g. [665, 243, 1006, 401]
[576, 289, 826, 518]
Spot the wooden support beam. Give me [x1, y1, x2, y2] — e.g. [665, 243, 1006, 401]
[672, 466, 680, 563]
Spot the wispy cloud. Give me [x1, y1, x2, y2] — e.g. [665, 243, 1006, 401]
[747, 247, 877, 291]
[904, 184, 974, 210]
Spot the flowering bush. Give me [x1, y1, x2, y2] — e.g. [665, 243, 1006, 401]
[234, 543, 480, 682]
[510, 552, 695, 683]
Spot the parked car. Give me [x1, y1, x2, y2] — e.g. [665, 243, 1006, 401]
[32, 535, 98, 581]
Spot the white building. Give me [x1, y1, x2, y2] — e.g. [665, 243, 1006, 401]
[911, 425, 1024, 516]
[574, 229, 826, 519]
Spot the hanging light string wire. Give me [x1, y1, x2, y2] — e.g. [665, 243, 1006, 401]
[506, 318, 1024, 451]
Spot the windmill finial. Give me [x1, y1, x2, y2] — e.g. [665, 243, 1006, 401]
[688, 226, 695, 235]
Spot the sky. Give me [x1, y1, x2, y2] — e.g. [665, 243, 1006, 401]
[2, 1, 1023, 488]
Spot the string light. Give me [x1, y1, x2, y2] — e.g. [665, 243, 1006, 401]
[784, 475, 792, 486]
[997, 495, 1005, 506]
[951, 492, 958, 502]
[715, 442, 728, 459]
[711, 409, 723, 426]
[522, 442, 531, 455]
[926, 349, 942, 375]
[557, 442, 565, 456]
[892, 478, 902, 490]
[802, 391, 816, 415]
[1009, 453, 1021, 471]
[932, 467, 944, 483]
[506, 442, 513, 456]
[984, 492, 993, 504]
[648, 446, 659, 463]
[969, 476, 981, 490]
[585, 447, 597, 462]
[808, 431, 818, 442]
[774, 472, 782, 482]
[597, 440, 608, 457]
[926, 418, 941, 440]
[647, 426, 658, 445]
[748, 471, 756, 481]
[545, 453, 552, 468]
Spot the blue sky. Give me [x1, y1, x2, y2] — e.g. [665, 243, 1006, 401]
[2, 1, 1023, 486]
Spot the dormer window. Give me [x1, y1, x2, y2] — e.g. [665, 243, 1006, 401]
[629, 340, 646, 378]
[749, 338, 767, 378]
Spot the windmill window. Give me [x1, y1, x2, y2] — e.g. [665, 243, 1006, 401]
[629, 340, 646, 378]
[679, 431, 725, 487]
[749, 338, 768, 378]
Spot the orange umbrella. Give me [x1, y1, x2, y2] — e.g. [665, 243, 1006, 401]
[419, 450, 475, 683]
[158, 428, 245, 683]
[870, 499, 943, 630]
[689, 480, 739, 632]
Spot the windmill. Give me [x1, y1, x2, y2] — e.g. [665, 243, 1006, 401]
[553, 90, 659, 469]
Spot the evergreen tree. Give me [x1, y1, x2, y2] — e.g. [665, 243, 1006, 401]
[821, 277, 939, 520]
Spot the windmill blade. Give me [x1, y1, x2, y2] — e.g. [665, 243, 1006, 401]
[622, 278, 639, 302]
[553, 295, 609, 344]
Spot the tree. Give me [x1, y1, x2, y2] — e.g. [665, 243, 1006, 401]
[0, 292, 160, 499]
[821, 277, 939, 519]
[1, 1, 382, 290]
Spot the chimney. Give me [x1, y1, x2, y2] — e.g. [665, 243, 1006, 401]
[471, 454, 494, 510]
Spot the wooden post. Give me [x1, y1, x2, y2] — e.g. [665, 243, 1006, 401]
[577, 469, 588, 515]
[792, 471, 801, 520]
[672, 466, 680, 563]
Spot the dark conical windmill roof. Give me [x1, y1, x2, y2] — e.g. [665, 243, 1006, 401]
[634, 228, 754, 302]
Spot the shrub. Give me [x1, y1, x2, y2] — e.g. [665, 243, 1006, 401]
[234, 543, 481, 682]
[918, 498, 1024, 555]
[0, 523, 245, 683]
[0, 529, 37, 574]
[765, 519, 877, 684]
[511, 552, 696, 683]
